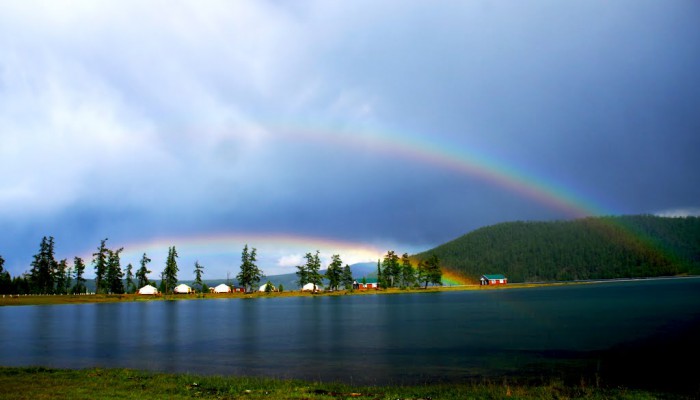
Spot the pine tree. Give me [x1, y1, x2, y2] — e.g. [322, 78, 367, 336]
[0, 255, 11, 294]
[400, 253, 415, 288]
[306, 251, 322, 289]
[106, 248, 125, 294]
[296, 262, 308, 289]
[162, 246, 179, 294]
[54, 259, 70, 294]
[124, 263, 135, 293]
[92, 238, 109, 294]
[325, 254, 343, 291]
[237, 245, 262, 292]
[418, 254, 442, 288]
[382, 250, 400, 288]
[193, 261, 204, 292]
[376, 259, 384, 289]
[342, 264, 354, 290]
[136, 253, 152, 288]
[29, 236, 57, 294]
[72, 257, 87, 294]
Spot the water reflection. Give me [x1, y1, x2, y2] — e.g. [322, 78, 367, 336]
[1, 278, 699, 388]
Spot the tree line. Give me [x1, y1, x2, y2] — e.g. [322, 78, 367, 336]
[1, 237, 443, 295]
[414, 215, 700, 283]
[0, 237, 207, 295]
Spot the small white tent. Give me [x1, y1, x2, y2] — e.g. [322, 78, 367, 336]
[213, 283, 231, 293]
[302, 283, 322, 292]
[259, 283, 276, 292]
[174, 284, 192, 294]
[138, 284, 159, 295]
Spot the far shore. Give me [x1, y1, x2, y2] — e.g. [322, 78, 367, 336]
[1, 275, 697, 307]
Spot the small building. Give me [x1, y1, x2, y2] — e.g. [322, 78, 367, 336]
[480, 274, 507, 285]
[354, 279, 379, 290]
[212, 283, 231, 293]
[137, 284, 159, 295]
[232, 287, 246, 293]
[173, 284, 193, 294]
[301, 283, 322, 292]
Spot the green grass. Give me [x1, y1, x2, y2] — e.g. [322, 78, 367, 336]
[0, 367, 692, 400]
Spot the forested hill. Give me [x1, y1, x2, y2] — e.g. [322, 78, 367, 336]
[413, 215, 700, 284]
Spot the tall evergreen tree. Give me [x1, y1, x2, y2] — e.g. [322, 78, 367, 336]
[325, 254, 343, 291]
[106, 248, 125, 294]
[29, 236, 57, 294]
[237, 244, 262, 292]
[92, 238, 110, 294]
[136, 253, 152, 288]
[193, 261, 204, 292]
[54, 259, 70, 294]
[342, 264, 354, 290]
[376, 259, 384, 289]
[0, 255, 11, 294]
[124, 263, 135, 294]
[162, 246, 179, 294]
[382, 250, 400, 288]
[296, 262, 308, 289]
[400, 253, 415, 288]
[72, 257, 87, 294]
[305, 250, 323, 289]
[418, 254, 442, 288]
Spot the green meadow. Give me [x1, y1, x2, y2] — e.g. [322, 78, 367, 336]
[0, 366, 688, 400]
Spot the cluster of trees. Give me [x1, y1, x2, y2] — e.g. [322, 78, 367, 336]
[376, 251, 442, 289]
[295, 251, 354, 291]
[0, 236, 208, 295]
[415, 215, 700, 283]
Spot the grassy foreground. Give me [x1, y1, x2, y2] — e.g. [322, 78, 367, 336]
[0, 366, 688, 400]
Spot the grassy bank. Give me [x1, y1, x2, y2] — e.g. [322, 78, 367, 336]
[0, 366, 689, 400]
[0, 281, 598, 307]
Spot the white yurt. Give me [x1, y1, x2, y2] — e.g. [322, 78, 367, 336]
[259, 283, 276, 292]
[301, 283, 322, 292]
[137, 284, 158, 295]
[213, 283, 231, 293]
[173, 284, 192, 294]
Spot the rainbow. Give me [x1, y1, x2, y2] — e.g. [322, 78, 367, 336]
[79, 121, 670, 280]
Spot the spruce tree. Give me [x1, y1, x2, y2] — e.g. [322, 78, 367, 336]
[296, 262, 308, 289]
[382, 250, 400, 288]
[400, 253, 415, 288]
[342, 264, 354, 290]
[124, 263, 135, 293]
[0, 255, 11, 294]
[29, 236, 57, 294]
[237, 244, 262, 292]
[305, 250, 322, 290]
[193, 261, 204, 292]
[162, 246, 179, 294]
[72, 257, 87, 294]
[54, 259, 69, 294]
[92, 238, 109, 294]
[136, 253, 152, 288]
[106, 248, 125, 294]
[325, 254, 343, 291]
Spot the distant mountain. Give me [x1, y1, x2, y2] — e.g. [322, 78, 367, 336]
[412, 215, 700, 284]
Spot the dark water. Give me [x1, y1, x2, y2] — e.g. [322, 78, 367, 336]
[1, 278, 699, 391]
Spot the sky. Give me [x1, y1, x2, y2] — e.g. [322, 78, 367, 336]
[1, 0, 699, 280]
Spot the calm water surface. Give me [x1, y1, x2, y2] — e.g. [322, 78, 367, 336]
[1, 278, 699, 386]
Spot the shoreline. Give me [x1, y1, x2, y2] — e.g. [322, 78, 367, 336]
[1, 274, 697, 307]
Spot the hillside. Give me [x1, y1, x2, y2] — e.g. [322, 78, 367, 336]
[413, 215, 700, 283]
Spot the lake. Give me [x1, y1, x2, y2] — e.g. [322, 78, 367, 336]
[1, 278, 700, 392]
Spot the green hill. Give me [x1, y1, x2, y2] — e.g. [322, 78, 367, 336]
[413, 215, 700, 283]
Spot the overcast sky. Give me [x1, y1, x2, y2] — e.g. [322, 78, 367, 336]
[1, 0, 699, 279]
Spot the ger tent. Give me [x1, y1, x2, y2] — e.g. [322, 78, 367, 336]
[302, 283, 322, 292]
[213, 283, 231, 293]
[259, 283, 276, 292]
[174, 284, 192, 294]
[138, 284, 159, 295]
